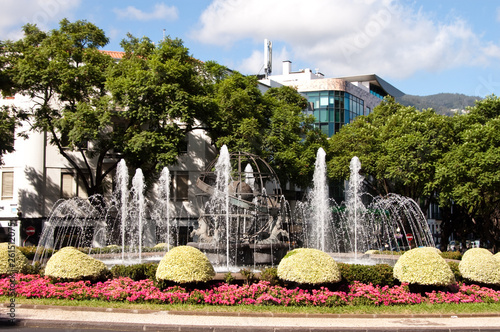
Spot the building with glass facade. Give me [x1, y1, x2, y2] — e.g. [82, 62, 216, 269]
[259, 61, 404, 136]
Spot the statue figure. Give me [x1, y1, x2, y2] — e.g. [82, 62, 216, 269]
[259, 216, 289, 244]
[190, 217, 214, 243]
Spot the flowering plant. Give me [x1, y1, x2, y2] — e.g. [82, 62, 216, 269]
[459, 248, 500, 286]
[44, 247, 107, 280]
[277, 248, 341, 284]
[156, 246, 215, 283]
[3, 274, 499, 307]
[393, 247, 455, 286]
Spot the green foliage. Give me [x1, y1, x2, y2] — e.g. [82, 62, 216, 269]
[327, 97, 453, 205]
[393, 247, 455, 286]
[0, 107, 17, 165]
[107, 34, 213, 172]
[44, 246, 108, 281]
[440, 251, 462, 260]
[223, 272, 235, 284]
[2, 19, 114, 196]
[337, 263, 395, 287]
[239, 268, 256, 285]
[207, 73, 268, 153]
[277, 248, 341, 285]
[459, 248, 500, 286]
[0, 243, 29, 275]
[447, 261, 463, 283]
[111, 262, 158, 281]
[17, 246, 54, 260]
[156, 246, 215, 283]
[263, 86, 329, 188]
[259, 267, 281, 286]
[436, 96, 500, 250]
[206, 77, 328, 188]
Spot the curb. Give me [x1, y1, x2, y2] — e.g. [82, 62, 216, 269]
[3, 302, 500, 319]
[9, 319, 500, 332]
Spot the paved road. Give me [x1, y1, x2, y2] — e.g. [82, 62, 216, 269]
[2, 304, 500, 331]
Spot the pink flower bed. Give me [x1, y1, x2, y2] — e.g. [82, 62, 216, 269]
[1, 274, 500, 306]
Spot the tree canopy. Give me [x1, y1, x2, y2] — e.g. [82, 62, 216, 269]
[436, 95, 500, 251]
[327, 96, 500, 251]
[106, 33, 214, 172]
[2, 19, 114, 196]
[205, 72, 328, 188]
[1, 19, 326, 196]
[327, 97, 453, 210]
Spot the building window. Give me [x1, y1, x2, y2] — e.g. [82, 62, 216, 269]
[61, 173, 75, 199]
[61, 172, 89, 199]
[173, 172, 189, 201]
[1, 172, 14, 200]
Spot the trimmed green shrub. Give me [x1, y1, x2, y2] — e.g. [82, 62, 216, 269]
[44, 246, 108, 281]
[156, 245, 215, 283]
[153, 243, 171, 249]
[338, 263, 395, 287]
[459, 248, 500, 286]
[0, 243, 28, 275]
[494, 252, 500, 263]
[17, 246, 55, 260]
[277, 248, 341, 285]
[393, 247, 455, 286]
[111, 262, 158, 281]
[440, 251, 462, 260]
[447, 261, 463, 283]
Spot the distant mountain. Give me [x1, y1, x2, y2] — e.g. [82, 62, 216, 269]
[396, 93, 481, 116]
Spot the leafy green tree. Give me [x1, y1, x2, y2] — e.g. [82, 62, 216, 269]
[3, 19, 114, 196]
[327, 97, 453, 212]
[106, 34, 214, 172]
[207, 72, 269, 153]
[0, 41, 18, 164]
[0, 107, 16, 165]
[206, 72, 328, 189]
[436, 95, 500, 251]
[3, 20, 215, 197]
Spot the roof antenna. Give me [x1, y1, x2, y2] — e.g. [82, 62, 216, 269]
[264, 39, 272, 78]
[163, 29, 166, 41]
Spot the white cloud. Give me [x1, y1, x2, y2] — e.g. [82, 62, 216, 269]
[0, 0, 80, 40]
[191, 0, 499, 79]
[114, 3, 178, 21]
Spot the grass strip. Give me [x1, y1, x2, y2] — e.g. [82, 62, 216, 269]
[3, 296, 500, 315]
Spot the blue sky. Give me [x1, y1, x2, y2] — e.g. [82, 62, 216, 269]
[2, 0, 500, 97]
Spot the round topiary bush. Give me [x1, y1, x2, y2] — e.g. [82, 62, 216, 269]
[459, 248, 500, 286]
[0, 242, 28, 275]
[494, 252, 500, 263]
[156, 245, 215, 283]
[393, 247, 455, 286]
[44, 246, 108, 280]
[277, 248, 341, 285]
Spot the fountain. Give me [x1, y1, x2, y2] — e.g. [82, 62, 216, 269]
[34, 161, 163, 266]
[151, 167, 172, 248]
[188, 145, 292, 270]
[33, 145, 434, 270]
[297, 151, 434, 264]
[308, 147, 331, 252]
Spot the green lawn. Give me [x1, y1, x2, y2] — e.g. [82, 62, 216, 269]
[3, 296, 500, 315]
